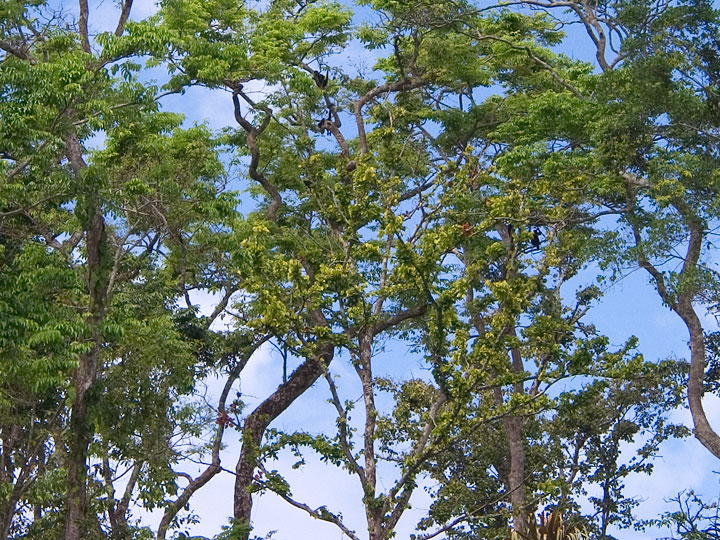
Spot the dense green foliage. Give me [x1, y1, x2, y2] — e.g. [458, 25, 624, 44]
[1, 0, 720, 539]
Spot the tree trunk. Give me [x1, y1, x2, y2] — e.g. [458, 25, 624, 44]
[504, 415, 527, 536]
[64, 327, 103, 540]
[642, 201, 720, 461]
[0, 491, 19, 540]
[65, 210, 106, 539]
[64, 352, 96, 540]
[505, 344, 529, 536]
[233, 343, 334, 538]
[63, 131, 109, 540]
[357, 331, 381, 540]
[677, 300, 720, 459]
[367, 517, 384, 540]
[0, 426, 18, 538]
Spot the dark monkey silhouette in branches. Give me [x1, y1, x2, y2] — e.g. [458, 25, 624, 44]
[317, 107, 333, 133]
[531, 228, 542, 250]
[312, 70, 329, 89]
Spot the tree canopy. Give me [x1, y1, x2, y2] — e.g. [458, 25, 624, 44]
[1, 0, 720, 539]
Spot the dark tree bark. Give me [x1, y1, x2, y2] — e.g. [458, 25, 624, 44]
[233, 342, 334, 538]
[64, 133, 109, 540]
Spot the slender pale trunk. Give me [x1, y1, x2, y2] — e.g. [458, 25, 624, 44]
[633, 195, 720, 460]
[504, 415, 527, 535]
[677, 299, 720, 458]
[506, 346, 528, 535]
[356, 331, 383, 540]
[671, 207, 720, 458]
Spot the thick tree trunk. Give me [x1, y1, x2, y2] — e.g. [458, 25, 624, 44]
[65, 211, 105, 540]
[233, 343, 334, 537]
[64, 347, 98, 540]
[64, 133, 108, 540]
[0, 491, 19, 540]
[367, 519, 384, 540]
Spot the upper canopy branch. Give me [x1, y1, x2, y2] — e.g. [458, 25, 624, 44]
[0, 39, 36, 63]
[231, 90, 282, 222]
[354, 77, 426, 155]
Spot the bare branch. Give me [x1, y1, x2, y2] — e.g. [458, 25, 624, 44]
[0, 194, 69, 218]
[372, 303, 427, 336]
[383, 392, 447, 526]
[257, 464, 361, 540]
[0, 39, 35, 63]
[324, 372, 366, 486]
[206, 285, 238, 328]
[231, 91, 282, 221]
[6, 140, 51, 181]
[118, 461, 141, 518]
[156, 337, 266, 540]
[399, 178, 436, 203]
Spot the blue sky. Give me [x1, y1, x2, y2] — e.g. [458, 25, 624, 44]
[72, 0, 720, 538]
[183, 279, 720, 540]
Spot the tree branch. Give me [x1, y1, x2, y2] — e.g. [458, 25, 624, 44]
[323, 372, 366, 486]
[231, 91, 282, 221]
[0, 39, 35, 63]
[156, 337, 266, 540]
[383, 392, 447, 526]
[78, 0, 91, 53]
[354, 77, 425, 155]
[372, 304, 427, 336]
[114, 0, 134, 36]
[257, 464, 361, 540]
